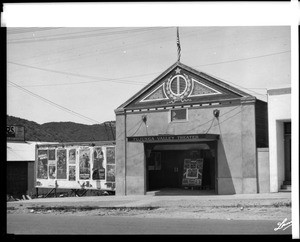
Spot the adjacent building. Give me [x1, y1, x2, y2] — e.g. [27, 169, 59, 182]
[267, 87, 291, 192]
[7, 140, 57, 197]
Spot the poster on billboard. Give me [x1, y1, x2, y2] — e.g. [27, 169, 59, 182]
[68, 166, 76, 181]
[182, 158, 203, 187]
[106, 146, 115, 164]
[57, 149, 67, 179]
[68, 149, 76, 164]
[92, 147, 105, 180]
[106, 164, 115, 182]
[48, 149, 56, 161]
[49, 165, 56, 179]
[37, 149, 48, 179]
[79, 148, 91, 180]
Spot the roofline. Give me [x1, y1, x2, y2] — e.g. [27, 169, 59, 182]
[177, 62, 253, 97]
[267, 87, 291, 95]
[115, 61, 254, 112]
[115, 61, 179, 111]
[36, 140, 115, 148]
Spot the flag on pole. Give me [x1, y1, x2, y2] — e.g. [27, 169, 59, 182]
[177, 27, 181, 62]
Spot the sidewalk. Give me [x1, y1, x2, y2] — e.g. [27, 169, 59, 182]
[7, 190, 292, 221]
[7, 190, 291, 208]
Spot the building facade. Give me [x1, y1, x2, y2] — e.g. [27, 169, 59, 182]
[7, 141, 46, 198]
[267, 87, 291, 192]
[115, 62, 268, 195]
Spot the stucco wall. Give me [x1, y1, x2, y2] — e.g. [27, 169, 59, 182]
[27, 161, 35, 196]
[268, 89, 291, 192]
[116, 100, 258, 195]
[257, 148, 270, 193]
[115, 114, 126, 195]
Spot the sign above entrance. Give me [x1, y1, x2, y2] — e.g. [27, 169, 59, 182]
[127, 134, 219, 143]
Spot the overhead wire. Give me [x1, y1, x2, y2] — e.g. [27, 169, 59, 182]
[7, 27, 123, 41]
[205, 117, 215, 134]
[8, 61, 150, 86]
[184, 105, 242, 134]
[7, 27, 63, 35]
[19, 28, 200, 68]
[192, 50, 290, 68]
[7, 27, 168, 44]
[9, 27, 173, 68]
[8, 80, 104, 125]
[7, 28, 289, 97]
[130, 120, 144, 137]
[199, 71, 269, 97]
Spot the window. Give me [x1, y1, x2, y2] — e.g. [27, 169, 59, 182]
[170, 108, 187, 122]
[170, 75, 188, 96]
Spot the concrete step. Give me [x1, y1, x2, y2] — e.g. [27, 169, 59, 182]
[283, 180, 291, 185]
[280, 184, 291, 192]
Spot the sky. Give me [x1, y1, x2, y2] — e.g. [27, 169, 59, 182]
[4, 3, 297, 125]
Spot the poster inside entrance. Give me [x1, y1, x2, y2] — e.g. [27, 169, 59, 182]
[182, 158, 203, 187]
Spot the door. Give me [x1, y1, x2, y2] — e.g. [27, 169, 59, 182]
[284, 134, 291, 181]
[284, 122, 291, 182]
[163, 151, 180, 188]
[7, 162, 28, 197]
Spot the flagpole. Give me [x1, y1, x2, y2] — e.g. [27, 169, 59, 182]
[177, 27, 181, 62]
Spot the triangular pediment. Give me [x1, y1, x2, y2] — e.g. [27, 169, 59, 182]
[117, 62, 253, 110]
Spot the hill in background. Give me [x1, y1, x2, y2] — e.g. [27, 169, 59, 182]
[7, 115, 115, 142]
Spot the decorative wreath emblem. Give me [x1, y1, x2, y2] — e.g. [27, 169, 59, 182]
[165, 72, 192, 103]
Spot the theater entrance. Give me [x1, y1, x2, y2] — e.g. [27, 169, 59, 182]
[145, 142, 217, 193]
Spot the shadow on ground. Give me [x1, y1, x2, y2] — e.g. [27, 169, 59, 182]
[147, 188, 216, 196]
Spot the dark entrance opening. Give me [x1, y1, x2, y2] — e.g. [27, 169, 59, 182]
[284, 122, 291, 183]
[145, 142, 217, 193]
[7, 162, 28, 198]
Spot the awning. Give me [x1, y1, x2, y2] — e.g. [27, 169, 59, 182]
[127, 134, 219, 143]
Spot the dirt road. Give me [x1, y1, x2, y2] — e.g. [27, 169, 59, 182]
[7, 192, 292, 221]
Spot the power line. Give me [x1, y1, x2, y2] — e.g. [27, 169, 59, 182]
[9, 49, 287, 93]
[201, 71, 268, 97]
[8, 60, 273, 94]
[193, 50, 290, 68]
[8, 61, 150, 86]
[9, 28, 167, 66]
[7, 27, 169, 44]
[8, 27, 122, 41]
[9, 27, 173, 68]
[185, 105, 241, 134]
[7, 27, 63, 35]
[20, 28, 198, 67]
[8, 80, 104, 125]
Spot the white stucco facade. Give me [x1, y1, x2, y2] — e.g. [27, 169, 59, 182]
[267, 87, 291, 192]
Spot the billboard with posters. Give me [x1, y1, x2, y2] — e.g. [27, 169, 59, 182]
[36, 143, 116, 191]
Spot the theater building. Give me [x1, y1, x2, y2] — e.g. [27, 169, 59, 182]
[114, 62, 268, 195]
